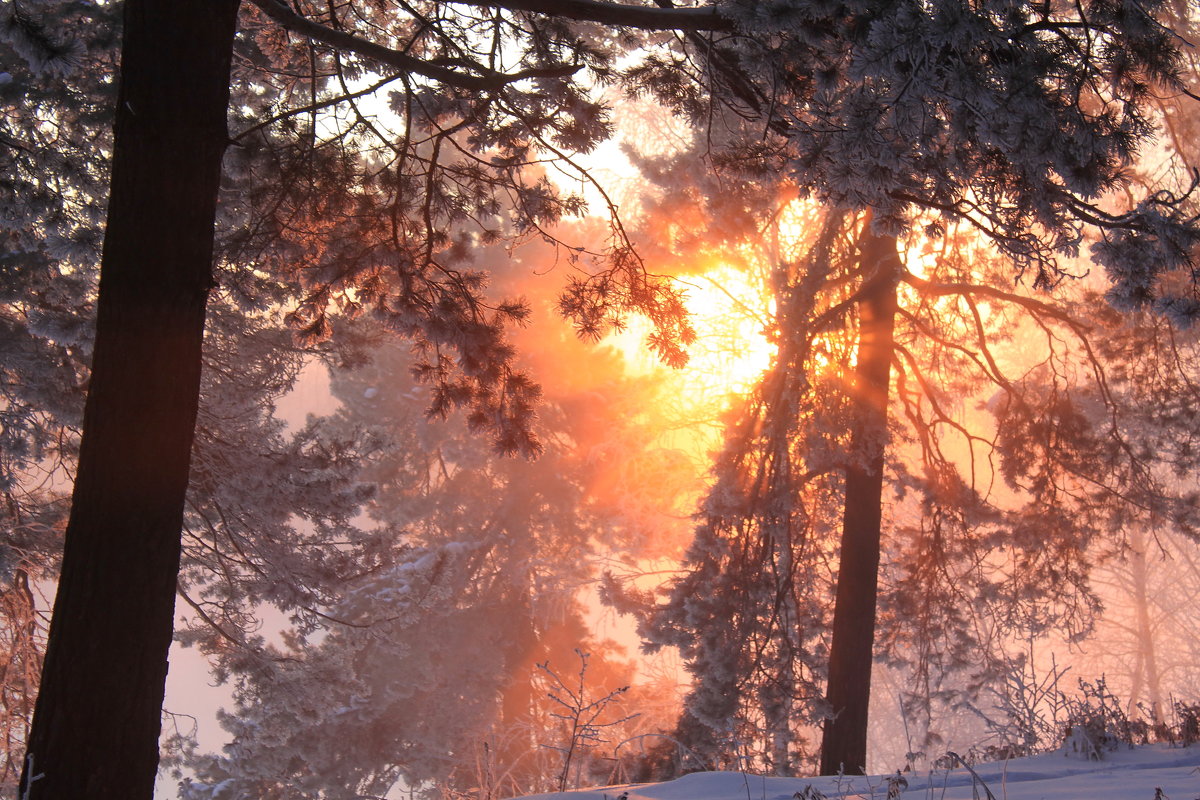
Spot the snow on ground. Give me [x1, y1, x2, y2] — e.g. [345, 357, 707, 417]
[519, 744, 1200, 800]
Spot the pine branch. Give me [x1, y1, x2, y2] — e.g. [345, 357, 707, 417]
[231, 72, 403, 142]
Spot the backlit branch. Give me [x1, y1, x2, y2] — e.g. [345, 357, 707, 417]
[231, 71, 403, 142]
[249, 0, 582, 90]
[453, 0, 734, 32]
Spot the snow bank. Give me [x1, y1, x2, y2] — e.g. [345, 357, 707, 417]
[518, 744, 1200, 800]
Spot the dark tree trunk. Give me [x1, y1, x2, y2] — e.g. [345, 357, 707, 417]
[819, 223, 901, 776]
[19, 1, 240, 797]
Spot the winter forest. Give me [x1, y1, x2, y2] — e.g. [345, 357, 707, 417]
[5, 0, 1200, 798]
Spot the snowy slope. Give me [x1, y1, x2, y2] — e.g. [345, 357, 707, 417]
[518, 745, 1200, 800]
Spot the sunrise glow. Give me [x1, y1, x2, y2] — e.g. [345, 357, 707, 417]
[608, 263, 777, 411]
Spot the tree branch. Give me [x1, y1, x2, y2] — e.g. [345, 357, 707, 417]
[904, 274, 1088, 329]
[231, 71, 403, 142]
[453, 0, 734, 31]
[248, 0, 582, 90]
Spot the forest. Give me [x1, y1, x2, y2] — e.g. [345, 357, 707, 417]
[3, 0, 1200, 798]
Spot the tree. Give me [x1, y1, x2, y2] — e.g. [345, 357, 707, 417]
[635, 159, 1200, 776]
[5, 0, 710, 792]
[2, 10, 381, 793]
[18, 5, 241, 798]
[7, 0, 716, 795]
[4, 3, 484, 797]
[622, 0, 1200, 774]
[1, 3, 115, 784]
[1034, 302, 1200, 730]
[817, 219, 902, 774]
[172, 279, 684, 798]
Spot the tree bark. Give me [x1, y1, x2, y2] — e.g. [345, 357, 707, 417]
[19, 2, 240, 797]
[819, 222, 901, 776]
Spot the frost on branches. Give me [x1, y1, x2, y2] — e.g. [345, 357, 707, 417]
[637, 199, 1200, 774]
[7, 0, 1200, 794]
[0, 3, 113, 788]
[609, 0, 1200, 775]
[171, 326, 682, 799]
[618, 0, 1200, 317]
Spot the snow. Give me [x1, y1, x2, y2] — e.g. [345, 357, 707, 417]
[517, 745, 1200, 800]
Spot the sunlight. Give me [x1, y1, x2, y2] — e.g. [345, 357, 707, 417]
[677, 265, 777, 394]
[607, 262, 776, 412]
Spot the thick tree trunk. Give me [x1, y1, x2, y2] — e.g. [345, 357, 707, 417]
[819, 223, 900, 776]
[19, 2, 239, 798]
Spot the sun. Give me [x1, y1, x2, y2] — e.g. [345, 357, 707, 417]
[606, 262, 777, 415]
[673, 265, 776, 396]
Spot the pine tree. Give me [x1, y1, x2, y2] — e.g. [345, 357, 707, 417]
[619, 0, 1200, 774]
[0, 4, 114, 781]
[639, 167, 1200, 776]
[7, 4, 697, 796]
[173, 297, 679, 798]
[18, 4, 241, 797]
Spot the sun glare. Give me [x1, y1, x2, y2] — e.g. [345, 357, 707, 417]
[608, 263, 777, 412]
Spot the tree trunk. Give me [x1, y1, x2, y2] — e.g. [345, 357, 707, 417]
[765, 513, 797, 775]
[19, 2, 239, 797]
[1128, 527, 1163, 726]
[819, 222, 901, 776]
